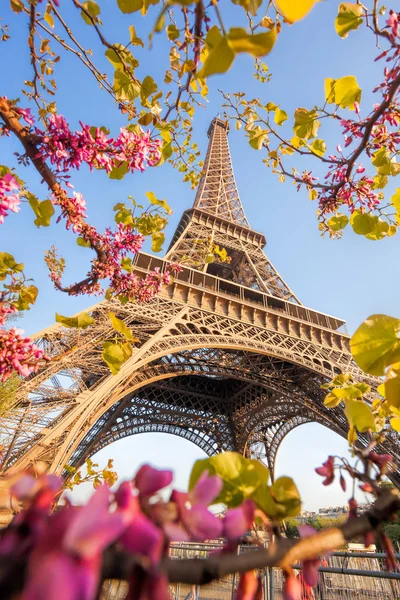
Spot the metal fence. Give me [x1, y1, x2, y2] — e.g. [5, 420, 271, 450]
[101, 542, 400, 599]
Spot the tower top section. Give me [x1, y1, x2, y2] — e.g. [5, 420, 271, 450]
[193, 116, 249, 227]
[207, 117, 230, 137]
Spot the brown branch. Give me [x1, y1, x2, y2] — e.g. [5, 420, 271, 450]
[28, 2, 41, 107]
[102, 489, 400, 584]
[0, 97, 101, 295]
[71, 0, 140, 87]
[0, 489, 398, 598]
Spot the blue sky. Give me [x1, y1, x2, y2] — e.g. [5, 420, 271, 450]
[1, 1, 399, 511]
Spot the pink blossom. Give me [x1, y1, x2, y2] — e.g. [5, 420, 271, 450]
[189, 472, 223, 506]
[387, 11, 399, 39]
[283, 574, 301, 600]
[0, 172, 21, 224]
[0, 328, 47, 381]
[223, 500, 255, 540]
[14, 106, 35, 126]
[315, 456, 335, 486]
[134, 465, 173, 496]
[0, 303, 17, 325]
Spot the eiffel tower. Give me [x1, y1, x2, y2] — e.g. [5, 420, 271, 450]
[0, 117, 398, 523]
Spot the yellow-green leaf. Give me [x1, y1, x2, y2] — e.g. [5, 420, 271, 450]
[309, 139, 326, 157]
[335, 3, 363, 38]
[328, 212, 348, 231]
[275, 0, 317, 23]
[117, 0, 142, 12]
[102, 341, 132, 375]
[56, 312, 94, 329]
[274, 108, 288, 126]
[232, 0, 263, 17]
[198, 30, 235, 78]
[152, 232, 165, 252]
[227, 27, 277, 57]
[350, 211, 389, 240]
[44, 4, 54, 28]
[293, 108, 320, 139]
[113, 71, 141, 101]
[324, 75, 362, 110]
[248, 126, 268, 150]
[129, 25, 144, 46]
[269, 476, 301, 518]
[145, 191, 172, 214]
[166, 24, 180, 41]
[350, 314, 400, 376]
[344, 399, 376, 432]
[108, 312, 133, 340]
[80, 1, 100, 25]
[390, 417, 400, 432]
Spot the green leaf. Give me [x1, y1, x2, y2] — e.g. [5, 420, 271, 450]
[44, 4, 54, 28]
[10, 0, 24, 13]
[274, 108, 288, 126]
[129, 25, 144, 46]
[324, 392, 342, 408]
[293, 108, 320, 139]
[189, 452, 270, 508]
[108, 161, 129, 180]
[198, 26, 276, 78]
[117, 0, 142, 12]
[275, 0, 317, 23]
[108, 312, 133, 340]
[324, 75, 362, 110]
[198, 29, 235, 78]
[309, 139, 326, 157]
[28, 194, 55, 227]
[327, 212, 349, 231]
[166, 24, 180, 41]
[145, 191, 172, 214]
[227, 27, 277, 57]
[248, 126, 268, 150]
[350, 211, 389, 240]
[77, 237, 91, 248]
[80, 1, 100, 25]
[330, 385, 364, 400]
[270, 476, 301, 518]
[102, 341, 132, 375]
[0, 252, 23, 279]
[344, 399, 376, 432]
[16, 285, 38, 311]
[152, 232, 165, 252]
[232, 0, 262, 17]
[350, 314, 400, 375]
[140, 75, 157, 104]
[56, 312, 94, 329]
[335, 3, 363, 38]
[113, 71, 140, 101]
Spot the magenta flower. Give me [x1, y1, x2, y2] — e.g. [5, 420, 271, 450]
[315, 456, 335, 486]
[0, 172, 21, 224]
[134, 465, 173, 496]
[0, 328, 47, 381]
[283, 574, 301, 600]
[297, 525, 320, 587]
[223, 499, 255, 541]
[189, 471, 223, 506]
[22, 485, 127, 600]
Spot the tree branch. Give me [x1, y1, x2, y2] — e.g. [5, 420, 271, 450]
[102, 489, 400, 585]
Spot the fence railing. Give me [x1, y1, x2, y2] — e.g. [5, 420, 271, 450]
[101, 542, 400, 600]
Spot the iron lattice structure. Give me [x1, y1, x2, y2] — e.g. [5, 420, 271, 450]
[1, 117, 399, 502]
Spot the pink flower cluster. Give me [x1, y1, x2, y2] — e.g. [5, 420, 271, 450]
[0, 303, 17, 326]
[2, 465, 256, 600]
[0, 173, 21, 224]
[111, 264, 182, 302]
[0, 328, 47, 381]
[36, 114, 161, 175]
